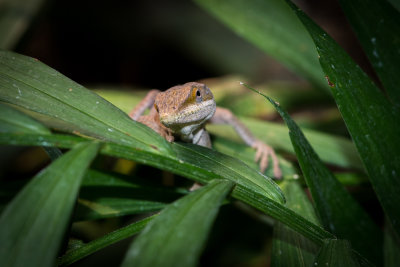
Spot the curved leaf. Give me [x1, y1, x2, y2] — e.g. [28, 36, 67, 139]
[58, 215, 156, 266]
[0, 131, 334, 245]
[286, 0, 400, 237]
[121, 179, 234, 267]
[0, 50, 173, 156]
[245, 83, 382, 264]
[0, 142, 100, 267]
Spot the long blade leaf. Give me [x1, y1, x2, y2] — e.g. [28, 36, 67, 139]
[0, 141, 100, 267]
[58, 215, 156, 266]
[244, 83, 382, 264]
[0, 51, 172, 155]
[286, 0, 400, 237]
[0, 131, 334, 245]
[121, 179, 234, 267]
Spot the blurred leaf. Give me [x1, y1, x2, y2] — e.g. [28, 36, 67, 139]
[338, 0, 400, 104]
[271, 180, 319, 267]
[0, 50, 173, 156]
[0, 0, 46, 49]
[74, 170, 182, 221]
[208, 118, 364, 171]
[287, 0, 400, 237]
[0, 142, 100, 267]
[121, 179, 234, 267]
[245, 84, 382, 264]
[313, 239, 360, 267]
[0, 102, 50, 134]
[193, 0, 328, 90]
[0, 131, 334, 245]
[58, 215, 155, 267]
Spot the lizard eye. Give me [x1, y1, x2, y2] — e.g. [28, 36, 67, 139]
[196, 89, 202, 103]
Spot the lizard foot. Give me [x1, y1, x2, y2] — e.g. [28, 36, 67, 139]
[252, 140, 282, 179]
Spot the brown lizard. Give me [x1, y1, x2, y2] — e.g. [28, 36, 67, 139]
[129, 82, 282, 178]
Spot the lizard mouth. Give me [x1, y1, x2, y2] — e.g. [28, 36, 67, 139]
[160, 99, 216, 128]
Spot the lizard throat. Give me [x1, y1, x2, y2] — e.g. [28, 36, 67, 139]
[159, 99, 216, 135]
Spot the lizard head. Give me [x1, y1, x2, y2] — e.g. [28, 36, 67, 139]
[155, 82, 216, 134]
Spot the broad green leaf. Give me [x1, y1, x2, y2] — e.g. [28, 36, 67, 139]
[58, 215, 156, 267]
[271, 180, 319, 267]
[207, 118, 364, 171]
[313, 239, 360, 267]
[0, 142, 100, 267]
[0, 50, 285, 203]
[245, 84, 382, 264]
[0, 131, 334, 245]
[0, 50, 173, 156]
[338, 0, 400, 103]
[0, 0, 46, 49]
[121, 179, 234, 267]
[286, 0, 400, 237]
[172, 142, 285, 203]
[193, 0, 328, 90]
[0, 103, 50, 134]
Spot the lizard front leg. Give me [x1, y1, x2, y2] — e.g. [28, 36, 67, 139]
[129, 89, 174, 142]
[210, 107, 282, 178]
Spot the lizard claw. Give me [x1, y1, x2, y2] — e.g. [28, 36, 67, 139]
[252, 140, 282, 179]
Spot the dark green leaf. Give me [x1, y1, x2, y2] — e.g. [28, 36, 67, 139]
[0, 142, 100, 267]
[121, 179, 234, 267]
[74, 170, 182, 221]
[286, 0, 400, 237]
[338, 0, 400, 103]
[0, 50, 173, 156]
[0, 132, 333, 245]
[244, 83, 382, 264]
[313, 239, 360, 267]
[58, 215, 155, 266]
[193, 0, 328, 89]
[271, 180, 319, 267]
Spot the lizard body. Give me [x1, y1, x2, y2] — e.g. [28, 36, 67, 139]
[130, 82, 281, 178]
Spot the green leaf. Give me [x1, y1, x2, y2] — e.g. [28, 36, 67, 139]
[286, 0, 400, 237]
[244, 83, 382, 264]
[74, 170, 182, 221]
[271, 180, 319, 267]
[0, 50, 173, 156]
[172, 142, 285, 204]
[207, 118, 364, 171]
[313, 239, 360, 267]
[0, 103, 50, 134]
[193, 0, 328, 90]
[0, 142, 100, 267]
[0, 132, 333, 245]
[121, 179, 234, 267]
[58, 215, 156, 267]
[212, 136, 298, 178]
[338, 0, 400, 103]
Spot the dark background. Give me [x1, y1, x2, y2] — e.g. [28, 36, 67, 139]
[14, 0, 373, 91]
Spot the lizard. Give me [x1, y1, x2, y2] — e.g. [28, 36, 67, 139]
[129, 82, 282, 178]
